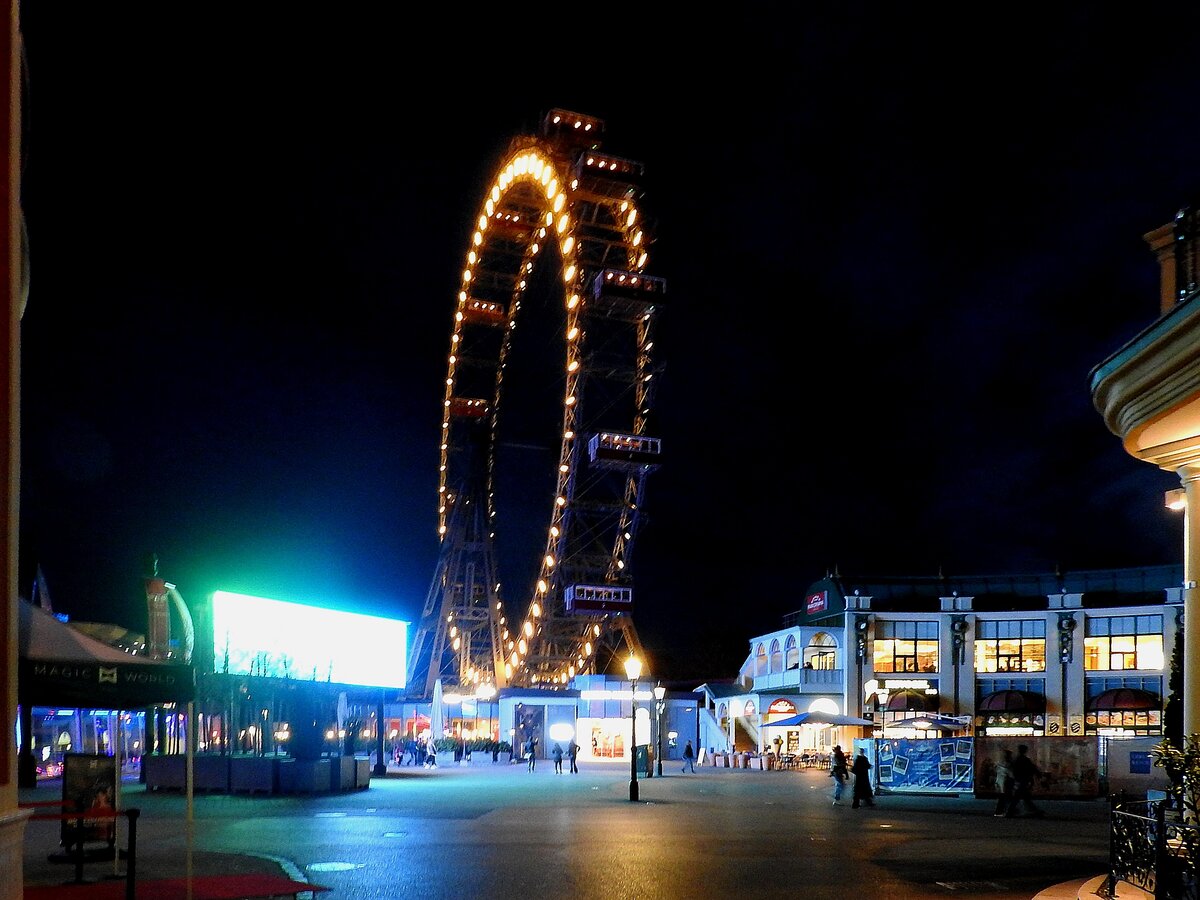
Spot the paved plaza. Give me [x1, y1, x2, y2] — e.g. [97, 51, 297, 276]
[21, 759, 1114, 899]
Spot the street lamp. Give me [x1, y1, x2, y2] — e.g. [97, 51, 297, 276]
[654, 682, 666, 777]
[625, 654, 642, 802]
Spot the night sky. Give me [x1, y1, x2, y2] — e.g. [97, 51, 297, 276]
[16, 9, 1200, 683]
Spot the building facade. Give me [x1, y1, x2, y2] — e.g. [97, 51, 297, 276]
[697, 566, 1182, 758]
[1092, 203, 1200, 737]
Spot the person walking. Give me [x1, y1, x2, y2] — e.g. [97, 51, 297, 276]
[851, 748, 875, 808]
[1006, 744, 1044, 817]
[682, 740, 696, 773]
[830, 744, 849, 806]
[525, 736, 537, 773]
[567, 738, 579, 774]
[552, 742, 564, 774]
[993, 749, 1015, 817]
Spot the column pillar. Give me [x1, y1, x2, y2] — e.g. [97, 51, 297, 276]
[1181, 466, 1200, 738]
[0, 5, 27, 898]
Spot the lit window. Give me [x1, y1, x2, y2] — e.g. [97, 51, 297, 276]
[974, 620, 1046, 674]
[873, 621, 938, 673]
[1083, 615, 1164, 671]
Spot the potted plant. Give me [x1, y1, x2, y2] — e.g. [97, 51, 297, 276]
[432, 737, 459, 768]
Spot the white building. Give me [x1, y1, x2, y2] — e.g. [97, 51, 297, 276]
[696, 566, 1182, 760]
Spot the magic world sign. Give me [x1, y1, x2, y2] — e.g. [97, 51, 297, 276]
[20, 659, 196, 707]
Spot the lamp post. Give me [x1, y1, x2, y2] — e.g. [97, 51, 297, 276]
[654, 682, 666, 777]
[625, 654, 642, 802]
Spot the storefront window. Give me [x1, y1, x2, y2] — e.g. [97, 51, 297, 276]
[872, 621, 938, 673]
[974, 620, 1046, 673]
[1083, 615, 1164, 671]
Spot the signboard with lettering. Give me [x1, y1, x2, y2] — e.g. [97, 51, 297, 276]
[20, 658, 195, 707]
[806, 592, 827, 614]
[61, 753, 117, 847]
[767, 699, 797, 716]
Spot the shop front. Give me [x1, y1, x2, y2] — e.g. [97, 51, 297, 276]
[1084, 686, 1162, 737]
[975, 689, 1046, 737]
[867, 678, 941, 738]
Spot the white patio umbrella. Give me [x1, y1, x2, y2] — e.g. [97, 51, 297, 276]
[429, 678, 445, 741]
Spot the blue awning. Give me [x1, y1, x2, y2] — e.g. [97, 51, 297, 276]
[766, 711, 874, 727]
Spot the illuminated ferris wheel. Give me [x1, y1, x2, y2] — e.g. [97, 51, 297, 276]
[405, 109, 665, 696]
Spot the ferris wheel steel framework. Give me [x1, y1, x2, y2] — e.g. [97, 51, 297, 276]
[405, 109, 665, 698]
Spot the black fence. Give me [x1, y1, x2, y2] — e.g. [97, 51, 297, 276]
[1103, 796, 1197, 900]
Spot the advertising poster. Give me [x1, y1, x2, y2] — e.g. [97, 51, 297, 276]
[875, 738, 973, 793]
[974, 737, 1099, 798]
[61, 753, 117, 847]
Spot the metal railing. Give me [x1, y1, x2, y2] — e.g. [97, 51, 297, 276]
[1102, 796, 1198, 900]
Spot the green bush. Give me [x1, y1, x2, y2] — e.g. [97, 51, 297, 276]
[431, 738, 512, 755]
[1152, 734, 1200, 816]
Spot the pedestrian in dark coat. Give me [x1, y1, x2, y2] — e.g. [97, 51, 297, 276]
[567, 739, 579, 773]
[552, 743, 564, 774]
[525, 737, 537, 772]
[851, 749, 875, 808]
[1006, 744, 1044, 817]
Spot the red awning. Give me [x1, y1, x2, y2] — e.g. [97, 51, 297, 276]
[885, 689, 938, 712]
[1087, 688, 1159, 711]
[978, 689, 1045, 713]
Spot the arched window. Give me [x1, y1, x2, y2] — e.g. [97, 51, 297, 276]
[717, 702, 728, 720]
[769, 639, 783, 673]
[804, 632, 838, 670]
[755, 643, 768, 676]
[785, 635, 800, 670]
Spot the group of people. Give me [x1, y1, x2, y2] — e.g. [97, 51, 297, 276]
[827, 742, 1044, 816]
[992, 744, 1044, 818]
[525, 737, 580, 774]
[829, 745, 875, 808]
[394, 735, 437, 768]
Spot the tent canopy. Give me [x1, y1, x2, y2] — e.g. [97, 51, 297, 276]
[885, 714, 968, 731]
[767, 711, 874, 727]
[18, 599, 195, 707]
[884, 688, 939, 712]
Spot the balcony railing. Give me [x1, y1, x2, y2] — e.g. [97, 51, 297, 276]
[751, 668, 843, 692]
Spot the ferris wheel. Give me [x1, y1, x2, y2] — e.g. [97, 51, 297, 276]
[405, 109, 665, 696]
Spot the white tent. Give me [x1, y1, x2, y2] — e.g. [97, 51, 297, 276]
[17, 598, 199, 869]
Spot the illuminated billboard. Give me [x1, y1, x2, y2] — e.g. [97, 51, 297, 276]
[210, 590, 407, 689]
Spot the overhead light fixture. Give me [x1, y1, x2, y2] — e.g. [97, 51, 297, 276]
[1166, 488, 1187, 511]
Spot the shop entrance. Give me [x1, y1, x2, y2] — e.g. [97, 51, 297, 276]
[514, 705, 545, 758]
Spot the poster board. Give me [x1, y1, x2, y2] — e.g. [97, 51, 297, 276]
[61, 753, 117, 847]
[875, 737, 974, 793]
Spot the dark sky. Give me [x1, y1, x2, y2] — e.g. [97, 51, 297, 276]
[16, 9, 1200, 682]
